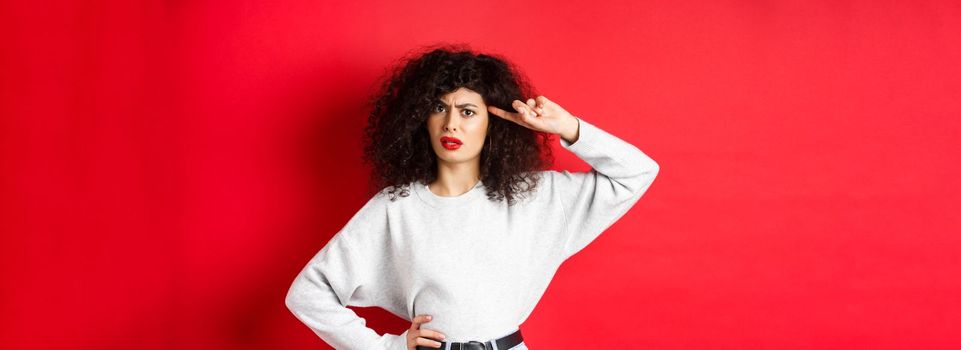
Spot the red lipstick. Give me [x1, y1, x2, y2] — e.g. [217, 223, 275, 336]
[441, 136, 462, 150]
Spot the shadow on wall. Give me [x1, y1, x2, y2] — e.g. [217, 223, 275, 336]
[216, 55, 413, 348]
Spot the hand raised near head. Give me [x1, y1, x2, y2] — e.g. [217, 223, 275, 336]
[487, 95, 580, 143]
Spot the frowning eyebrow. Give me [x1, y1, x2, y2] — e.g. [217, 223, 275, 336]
[436, 101, 478, 109]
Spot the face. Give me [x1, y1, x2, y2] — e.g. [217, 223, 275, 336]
[426, 87, 489, 165]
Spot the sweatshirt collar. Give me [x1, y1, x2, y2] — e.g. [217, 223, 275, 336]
[413, 179, 485, 207]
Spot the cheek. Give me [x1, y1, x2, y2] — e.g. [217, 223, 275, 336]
[425, 119, 440, 135]
[473, 132, 488, 148]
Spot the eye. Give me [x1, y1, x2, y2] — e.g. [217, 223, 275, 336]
[463, 109, 475, 117]
[433, 104, 445, 113]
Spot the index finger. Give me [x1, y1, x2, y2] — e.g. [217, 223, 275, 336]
[487, 105, 520, 121]
[410, 314, 432, 329]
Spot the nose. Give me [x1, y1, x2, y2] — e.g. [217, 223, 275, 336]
[443, 109, 458, 131]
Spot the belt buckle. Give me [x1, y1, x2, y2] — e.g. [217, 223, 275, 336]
[462, 340, 489, 350]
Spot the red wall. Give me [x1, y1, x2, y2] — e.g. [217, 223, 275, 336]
[2, 1, 959, 349]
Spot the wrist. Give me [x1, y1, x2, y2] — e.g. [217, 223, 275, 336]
[559, 115, 580, 144]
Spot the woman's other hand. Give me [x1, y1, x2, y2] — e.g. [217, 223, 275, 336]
[407, 314, 446, 349]
[487, 95, 580, 143]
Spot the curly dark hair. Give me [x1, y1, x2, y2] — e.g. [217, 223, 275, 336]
[361, 43, 556, 206]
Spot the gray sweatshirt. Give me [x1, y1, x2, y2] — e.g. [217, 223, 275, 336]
[285, 117, 660, 349]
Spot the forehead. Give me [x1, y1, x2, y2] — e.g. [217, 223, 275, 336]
[437, 87, 485, 104]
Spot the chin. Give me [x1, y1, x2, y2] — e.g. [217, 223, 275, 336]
[435, 151, 481, 163]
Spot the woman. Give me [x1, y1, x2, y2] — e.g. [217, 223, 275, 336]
[285, 45, 660, 350]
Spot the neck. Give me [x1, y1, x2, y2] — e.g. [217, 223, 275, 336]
[428, 160, 481, 197]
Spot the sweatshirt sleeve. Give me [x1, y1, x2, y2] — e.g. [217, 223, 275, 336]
[550, 116, 660, 260]
[284, 194, 408, 350]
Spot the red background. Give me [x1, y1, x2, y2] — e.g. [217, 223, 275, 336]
[2, 1, 959, 349]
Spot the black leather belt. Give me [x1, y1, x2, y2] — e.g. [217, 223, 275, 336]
[415, 329, 523, 350]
